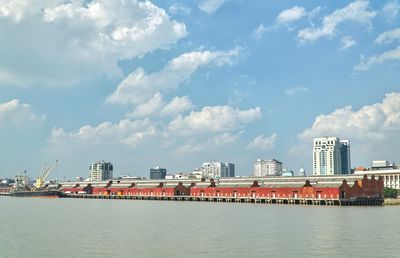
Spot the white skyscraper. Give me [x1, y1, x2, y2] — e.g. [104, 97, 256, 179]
[89, 160, 113, 181]
[253, 159, 283, 177]
[313, 137, 351, 175]
[201, 162, 235, 179]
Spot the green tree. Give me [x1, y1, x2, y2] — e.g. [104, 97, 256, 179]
[383, 187, 398, 198]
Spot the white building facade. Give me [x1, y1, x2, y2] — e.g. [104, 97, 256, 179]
[89, 160, 113, 181]
[201, 162, 235, 179]
[313, 137, 351, 175]
[253, 159, 283, 176]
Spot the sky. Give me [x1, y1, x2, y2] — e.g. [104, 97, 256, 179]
[0, 0, 399, 180]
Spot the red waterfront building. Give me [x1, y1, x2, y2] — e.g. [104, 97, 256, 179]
[59, 174, 384, 206]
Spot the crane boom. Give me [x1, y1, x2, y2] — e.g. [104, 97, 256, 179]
[42, 159, 58, 182]
[34, 159, 58, 189]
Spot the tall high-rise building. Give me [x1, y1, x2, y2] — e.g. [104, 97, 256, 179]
[150, 166, 167, 180]
[313, 137, 351, 175]
[253, 159, 283, 177]
[225, 163, 235, 177]
[89, 160, 113, 181]
[201, 162, 235, 179]
[340, 140, 351, 174]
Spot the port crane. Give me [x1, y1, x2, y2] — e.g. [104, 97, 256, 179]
[34, 159, 58, 190]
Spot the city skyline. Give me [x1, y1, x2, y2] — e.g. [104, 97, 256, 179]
[0, 1, 400, 178]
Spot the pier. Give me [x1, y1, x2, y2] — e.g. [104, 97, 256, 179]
[60, 193, 383, 206]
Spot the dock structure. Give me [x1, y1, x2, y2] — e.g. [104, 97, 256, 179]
[60, 192, 382, 206]
[57, 174, 384, 206]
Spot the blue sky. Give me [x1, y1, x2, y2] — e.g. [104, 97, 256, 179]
[0, 0, 399, 179]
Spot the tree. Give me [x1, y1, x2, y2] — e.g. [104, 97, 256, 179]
[383, 187, 398, 198]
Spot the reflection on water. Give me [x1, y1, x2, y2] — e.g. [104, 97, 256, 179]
[0, 198, 399, 258]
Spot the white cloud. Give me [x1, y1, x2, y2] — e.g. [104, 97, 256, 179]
[276, 6, 307, 24]
[374, 27, 400, 45]
[161, 96, 194, 117]
[169, 3, 191, 15]
[119, 126, 156, 148]
[299, 92, 400, 141]
[106, 47, 240, 105]
[298, 1, 376, 42]
[383, 1, 400, 21]
[246, 133, 277, 150]
[0, 0, 33, 22]
[284, 86, 309, 96]
[175, 139, 205, 154]
[296, 92, 400, 166]
[340, 36, 357, 50]
[228, 89, 249, 106]
[198, 0, 228, 14]
[355, 27, 400, 71]
[214, 132, 239, 145]
[0, 99, 45, 126]
[50, 118, 156, 149]
[168, 105, 261, 135]
[252, 23, 267, 40]
[125, 93, 165, 118]
[125, 93, 194, 118]
[175, 132, 240, 154]
[0, 0, 187, 86]
[354, 46, 400, 71]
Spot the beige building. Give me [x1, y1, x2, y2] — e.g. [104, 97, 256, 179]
[253, 159, 283, 176]
[89, 160, 113, 181]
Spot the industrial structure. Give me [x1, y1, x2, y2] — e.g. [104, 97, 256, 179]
[9, 160, 61, 197]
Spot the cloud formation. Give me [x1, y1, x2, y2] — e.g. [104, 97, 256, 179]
[169, 106, 261, 135]
[297, 1, 376, 42]
[161, 96, 194, 117]
[374, 27, 400, 45]
[50, 104, 261, 151]
[168, 3, 191, 16]
[354, 27, 400, 71]
[50, 118, 156, 149]
[125, 93, 194, 118]
[252, 23, 267, 40]
[340, 36, 357, 50]
[354, 46, 400, 71]
[383, 1, 400, 21]
[0, 99, 45, 126]
[246, 133, 277, 150]
[198, 0, 228, 14]
[284, 86, 309, 96]
[299, 92, 400, 141]
[107, 48, 241, 105]
[276, 6, 307, 24]
[0, 0, 187, 86]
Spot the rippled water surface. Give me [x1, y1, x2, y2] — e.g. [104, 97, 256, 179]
[0, 198, 399, 258]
